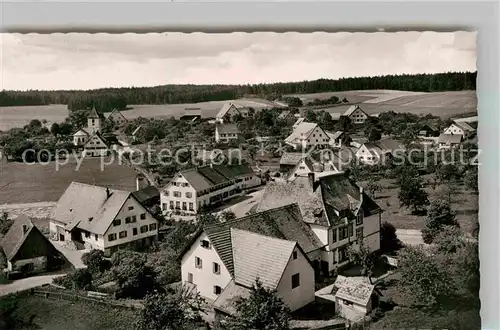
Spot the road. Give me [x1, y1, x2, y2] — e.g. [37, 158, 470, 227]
[0, 272, 67, 297]
[395, 229, 426, 246]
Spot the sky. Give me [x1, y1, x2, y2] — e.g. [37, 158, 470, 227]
[0, 31, 476, 91]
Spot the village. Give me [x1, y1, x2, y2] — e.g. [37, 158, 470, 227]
[0, 81, 479, 329]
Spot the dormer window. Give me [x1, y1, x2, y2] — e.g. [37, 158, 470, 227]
[201, 240, 211, 249]
[89, 217, 94, 222]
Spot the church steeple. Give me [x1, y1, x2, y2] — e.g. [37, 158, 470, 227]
[87, 107, 104, 133]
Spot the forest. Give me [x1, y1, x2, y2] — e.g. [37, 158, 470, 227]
[0, 71, 477, 111]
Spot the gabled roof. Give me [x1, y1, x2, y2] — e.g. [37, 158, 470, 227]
[107, 109, 128, 122]
[277, 110, 292, 120]
[343, 105, 367, 117]
[1, 215, 40, 260]
[216, 123, 240, 134]
[257, 173, 382, 227]
[88, 107, 105, 120]
[285, 122, 329, 144]
[280, 152, 305, 166]
[231, 228, 296, 288]
[328, 131, 344, 140]
[438, 133, 462, 144]
[452, 121, 475, 132]
[204, 204, 324, 268]
[51, 182, 136, 235]
[73, 128, 90, 136]
[333, 275, 375, 306]
[216, 103, 240, 119]
[213, 280, 251, 316]
[293, 117, 305, 127]
[360, 138, 404, 157]
[83, 131, 111, 148]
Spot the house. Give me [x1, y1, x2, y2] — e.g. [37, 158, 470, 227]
[279, 152, 306, 172]
[355, 138, 404, 165]
[1, 215, 63, 277]
[438, 133, 463, 149]
[160, 163, 260, 218]
[132, 185, 160, 208]
[215, 103, 248, 123]
[418, 123, 439, 137]
[257, 172, 383, 274]
[215, 124, 241, 144]
[277, 110, 296, 124]
[106, 109, 128, 127]
[73, 128, 90, 147]
[285, 122, 331, 150]
[292, 117, 306, 129]
[342, 105, 369, 124]
[180, 108, 202, 122]
[443, 121, 475, 139]
[72, 107, 105, 147]
[82, 131, 114, 157]
[327, 131, 345, 148]
[315, 275, 376, 322]
[180, 226, 315, 316]
[50, 182, 159, 257]
[286, 157, 317, 181]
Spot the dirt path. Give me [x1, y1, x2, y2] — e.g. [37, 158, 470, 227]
[0, 272, 67, 297]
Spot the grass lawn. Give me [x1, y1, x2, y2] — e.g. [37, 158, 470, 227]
[0, 156, 138, 204]
[3, 295, 138, 330]
[363, 177, 478, 233]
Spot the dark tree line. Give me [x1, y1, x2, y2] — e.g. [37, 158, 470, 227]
[0, 71, 476, 108]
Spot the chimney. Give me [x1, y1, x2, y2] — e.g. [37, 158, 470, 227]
[22, 224, 28, 235]
[359, 186, 364, 203]
[308, 172, 315, 189]
[106, 187, 112, 199]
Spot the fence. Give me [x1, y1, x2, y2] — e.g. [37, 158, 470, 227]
[28, 287, 144, 310]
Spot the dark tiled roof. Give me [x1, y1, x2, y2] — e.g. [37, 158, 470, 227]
[280, 152, 305, 166]
[132, 186, 160, 203]
[88, 107, 105, 119]
[179, 163, 255, 191]
[439, 133, 462, 144]
[1, 215, 37, 260]
[216, 124, 240, 134]
[198, 166, 230, 185]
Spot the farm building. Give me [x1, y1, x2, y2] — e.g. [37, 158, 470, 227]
[215, 103, 249, 123]
[355, 138, 405, 165]
[215, 124, 241, 144]
[50, 182, 159, 257]
[1, 215, 63, 278]
[438, 133, 463, 149]
[418, 123, 440, 137]
[105, 109, 128, 127]
[279, 152, 305, 172]
[342, 105, 370, 124]
[327, 131, 345, 148]
[285, 121, 331, 150]
[180, 108, 202, 122]
[443, 121, 475, 139]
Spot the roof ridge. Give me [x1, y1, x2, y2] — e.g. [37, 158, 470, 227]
[230, 227, 298, 246]
[69, 181, 129, 193]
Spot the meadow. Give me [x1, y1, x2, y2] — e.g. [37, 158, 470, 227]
[0, 90, 477, 131]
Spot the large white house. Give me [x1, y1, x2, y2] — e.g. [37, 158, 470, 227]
[180, 226, 315, 316]
[160, 163, 261, 219]
[285, 122, 331, 150]
[342, 105, 369, 124]
[50, 182, 159, 257]
[443, 121, 475, 139]
[257, 172, 383, 274]
[215, 124, 241, 144]
[215, 103, 249, 123]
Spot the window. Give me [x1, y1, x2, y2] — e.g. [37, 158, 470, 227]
[108, 233, 117, 241]
[162, 203, 167, 210]
[356, 227, 364, 240]
[125, 217, 132, 224]
[291, 273, 300, 289]
[140, 213, 146, 220]
[356, 213, 364, 225]
[119, 231, 127, 238]
[170, 201, 174, 209]
[173, 191, 181, 197]
[85, 231, 90, 238]
[332, 228, 337, 242]
[189, 203, 194, 211]
[182, 183, 189, 187]
[128, 206, 134, 211]
[201, 240, 211, 249]
[188, 273, 193, 284]
[339, 226, 348, 240]
[292, 251, 298, 260]
[213, 262, 221, 275]
[133, 228, 138, 236]
[95, 234, 98, 241]
[186, 192, 192, 198]
[182, 202, 187, 210]
[113, 219, 121, 226]
[149, 223, 157, 231]
[176, 201, 180, 209]
[140, 225, 148, 233]
[214, 286, 222, 295]
[164, 191, 169, 196]
[195, 257, 203, 269]
[339, 247, 348, 262]
[348, 223, 354, 237]
[132, 215, 137, 222]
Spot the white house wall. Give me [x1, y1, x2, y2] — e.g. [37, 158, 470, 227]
[276, 246, 315, 312]
[444, 124, 465, 136]
[362, 213, 381, 252]
[181, 232, 232, 301]
[161, 174, 198, 215]
[102, 196, 158, 249]
[349, 109, 368, 124]
[309, 224, 329, 248]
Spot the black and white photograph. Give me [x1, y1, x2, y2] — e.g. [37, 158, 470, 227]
[0, 31, 479, 329]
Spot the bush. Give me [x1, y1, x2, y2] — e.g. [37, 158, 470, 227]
[53, 268, 93, 290]
[81, 250, 110, 274]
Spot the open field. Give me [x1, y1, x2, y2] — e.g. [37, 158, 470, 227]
[0, 295, 138, 330]
[0, 156, 137, 204]
[361, 177, 478, 234]
[0, 90, 476, 131]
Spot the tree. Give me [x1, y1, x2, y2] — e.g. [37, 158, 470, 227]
[219, 210, 236, 222]
[367, 128, 382, 142]
[304, 109, 317, 123]
[398, 245, 455, 306]
[380, 221, 401, 253]
[110, 251, 159, 299]
[421, 200, 459, 244]
[135, 285, 205, 330]
[347, 240, 376, 283]
[464, 166, 478, 193]
[81, 249, 110, 274]
[366, 177, 382, 199]
[0, 295, 37, 330]
[53, 268, 93, 290]
[50, 123, 61, 136]
[146, 247, 181, 286]
[398, 174, 429, 213]
[230, 279, 292, 330]
[0, 212, 13, 235]
[432, 225, 467, 254]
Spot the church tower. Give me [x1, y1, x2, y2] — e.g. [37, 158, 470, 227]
[87, 107, 104, 133]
